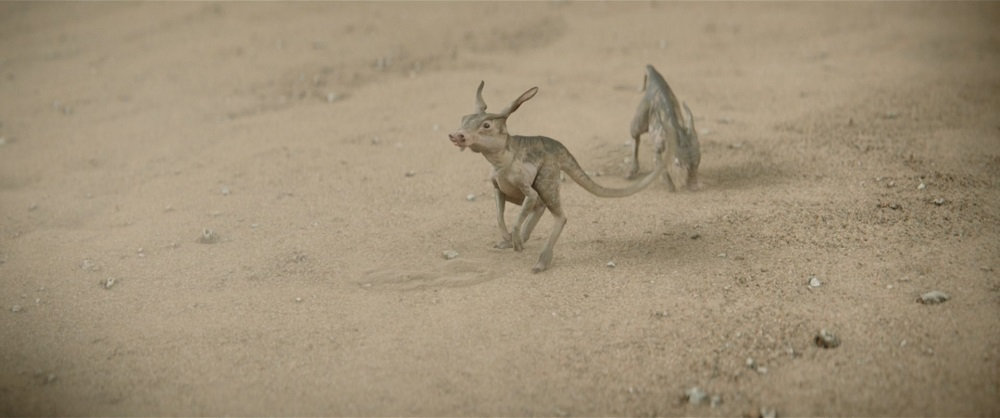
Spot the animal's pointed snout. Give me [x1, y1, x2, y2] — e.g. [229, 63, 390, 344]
[449, 132, 467, 148]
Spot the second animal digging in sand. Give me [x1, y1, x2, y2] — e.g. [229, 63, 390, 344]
[449, 81, 663, 273]
[628, 65, 701, 191]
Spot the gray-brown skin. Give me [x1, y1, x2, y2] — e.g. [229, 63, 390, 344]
[628, 64, 701, 191]
[449, 81, 664, 273]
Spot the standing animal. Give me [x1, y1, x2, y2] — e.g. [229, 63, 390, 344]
[627, 65, 701, 191]
[448, 81, 663, 273]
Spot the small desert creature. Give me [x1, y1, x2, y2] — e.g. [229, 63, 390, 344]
[449, 81, 663, 273]
[628, 64, 701, 191]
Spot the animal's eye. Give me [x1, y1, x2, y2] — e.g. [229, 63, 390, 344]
[482, 122, 491, 129]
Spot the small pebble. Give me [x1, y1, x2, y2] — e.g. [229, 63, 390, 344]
[220, 186, 231, 196]
[11, 304, 23, 313]
[917, 182, 926, 190]
[466, 194, 477, 202]
[815, 329, 840, 349]
[442, 250, 459, 260]
[102, 277, 116, 289]
[933, 198, 946, 206]
[81, 259, 99, 272]
[405, 170, 416, 177]
[198, 228, 219, 244]
[606, 261, 616, 268]
[808, 276, 821, 288]
[760, 407, 778, 418]
[917, 290, 950, 304]
[294, 297, 303, 303]
[685, 387, 707, 405]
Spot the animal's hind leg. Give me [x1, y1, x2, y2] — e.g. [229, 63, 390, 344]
[532, 187, 566, 273]
[653, 133, 677, 192]
[627, 134, 642, 180]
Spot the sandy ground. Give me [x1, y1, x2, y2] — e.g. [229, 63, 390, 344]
[1, 2, 998, 416]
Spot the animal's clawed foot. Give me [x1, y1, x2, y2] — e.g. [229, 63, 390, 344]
[512, 235, 524, 252]
[531, 250, 553, 273]
[625, 164, 640, 180]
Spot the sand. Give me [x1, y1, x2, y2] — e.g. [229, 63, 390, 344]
[1, 2, 998, 416]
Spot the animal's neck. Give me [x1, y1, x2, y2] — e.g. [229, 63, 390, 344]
[480, 136, 514, 168]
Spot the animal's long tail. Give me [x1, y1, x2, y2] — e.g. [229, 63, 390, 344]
[560, 149, 663, 198]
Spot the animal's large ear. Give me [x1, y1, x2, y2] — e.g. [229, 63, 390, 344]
[499, 86, 538, 117]
[475, 81, 487, 113]
[682, 102, 696, 133]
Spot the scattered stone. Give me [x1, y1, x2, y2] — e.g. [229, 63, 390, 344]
[101, 277, 116, 289]
[932, 198, 946, 206]
[759, 407, 778, 418]
[42, 373, 57, 385]
[746, 357, 756, 369]
[198, 228, 219, 244]
[685, 387, 707, 405]
[917, 290, 950, 305]
[81, 259, 99, 272]
[466, 194, 477, 202]
[606, 261, 616, 268]
[220, 186, 231, 196]
[326, 92, 340, 103]
[10, 304, 23, 313]
[808, 276, 822, 288]
[815, 329, 840, 349]
[887, 180, 896, 188]
[0, 136, 6, 146]
[442, 250, 459, 260]
[294, 297, 303, 303]
[28, 203, 38, 211]
[405, 170, 416, 177]
[917, 182, 926, 190]
[690, 233, 701, 240]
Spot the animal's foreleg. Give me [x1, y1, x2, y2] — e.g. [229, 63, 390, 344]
[520, 202, 546, 242]
[493, 187, 513, 249]
[510, 191, 538, 252]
